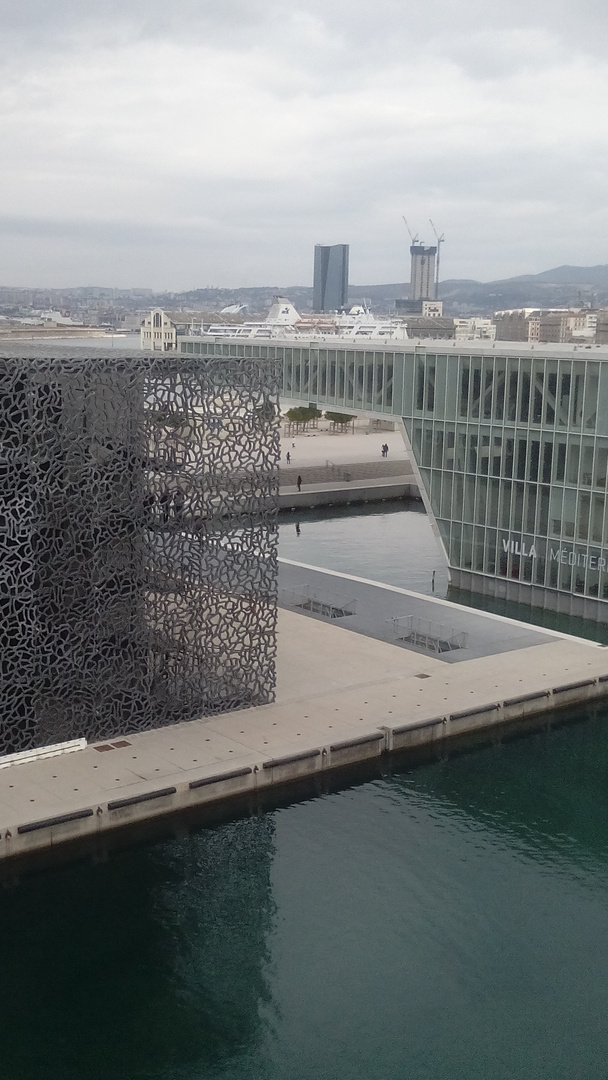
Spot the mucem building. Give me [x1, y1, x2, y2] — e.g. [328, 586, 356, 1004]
[0, 349, 279, 754]
[183, 336, 608, 624]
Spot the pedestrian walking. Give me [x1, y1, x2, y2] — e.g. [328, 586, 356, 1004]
[297, 474, 302, 492]
[385, 442, 389, 457]
[295, 522, 301, 536]
[286, 451, 291, 465]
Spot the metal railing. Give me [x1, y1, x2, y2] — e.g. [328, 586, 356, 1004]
[280, 584, 357, 619]
[391, 615, 468, 654]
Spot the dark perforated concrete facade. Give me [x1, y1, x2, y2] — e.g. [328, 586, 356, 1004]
[0, 349, 279, 753]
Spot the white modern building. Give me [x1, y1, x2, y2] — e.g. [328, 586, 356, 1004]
[181, 333, 608, 624]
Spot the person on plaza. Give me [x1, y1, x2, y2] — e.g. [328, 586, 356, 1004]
[286, 451, 291, 465]
[297, 474, 302, 492]
[295, 522, 301, 536]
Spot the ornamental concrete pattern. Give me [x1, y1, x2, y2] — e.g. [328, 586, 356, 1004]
[0, 350, 280, 754]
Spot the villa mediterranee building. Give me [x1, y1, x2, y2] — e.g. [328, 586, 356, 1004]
[180, 336, 608, 625]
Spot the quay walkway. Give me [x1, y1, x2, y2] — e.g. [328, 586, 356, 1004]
[1, 564, 608, 866]
[279, 428, 419, 508]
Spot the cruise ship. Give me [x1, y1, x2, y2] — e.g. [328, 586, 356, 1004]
[200, 296, 410, 343]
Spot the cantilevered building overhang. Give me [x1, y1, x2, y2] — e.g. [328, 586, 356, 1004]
[182, 335, 608, 624]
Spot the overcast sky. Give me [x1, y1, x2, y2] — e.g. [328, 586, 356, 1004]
[1, 0, 608, 290]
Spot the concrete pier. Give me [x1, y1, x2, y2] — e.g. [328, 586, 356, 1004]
[1, 564, 608, 865]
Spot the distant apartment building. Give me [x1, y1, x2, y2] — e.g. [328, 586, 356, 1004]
[420, 300, 443, 318]
[494, 309, 535, 341]
[404, 316, 455, 340]
[141, 309, 194, 351]
[495, 308, 597, 344]
[395, 299, 444, 318]
[313, 244, 349, 313]
[454, 318, 496, 341]
[595, 310, 608, 344]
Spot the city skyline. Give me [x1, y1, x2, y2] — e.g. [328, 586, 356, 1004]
[1, 0, 608, 290]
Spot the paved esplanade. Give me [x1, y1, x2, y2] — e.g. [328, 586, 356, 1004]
[280, 428, 408, 469]
[278, 427, 417, 506]
[2, 569, 608, 864]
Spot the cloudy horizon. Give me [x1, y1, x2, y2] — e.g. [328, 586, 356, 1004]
[2, 0, 608, 290]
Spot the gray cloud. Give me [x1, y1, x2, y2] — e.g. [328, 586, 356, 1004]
[1, 0, 608, 288]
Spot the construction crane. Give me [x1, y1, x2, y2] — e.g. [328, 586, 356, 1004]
[402, 217, 419, 245]
[429, 219, 445, 294]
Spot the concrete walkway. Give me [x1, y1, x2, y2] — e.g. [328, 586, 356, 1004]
[278, 475, 418, 509]
[278, 431, 417, 507]
[2, 575, 608, 865]
[280, 428, 408, 470]
[278, 560, 557, 661]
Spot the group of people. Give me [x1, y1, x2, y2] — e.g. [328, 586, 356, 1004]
[380, 442, 390, 458]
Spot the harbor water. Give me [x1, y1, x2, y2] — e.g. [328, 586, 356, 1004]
[1, 505, 608, 1080]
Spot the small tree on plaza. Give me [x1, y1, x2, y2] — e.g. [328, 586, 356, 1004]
[284, 406, 322, 435]
[324, 411, 356, 432]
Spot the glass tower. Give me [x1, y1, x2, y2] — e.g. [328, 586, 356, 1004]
[312, 245, 349, 313]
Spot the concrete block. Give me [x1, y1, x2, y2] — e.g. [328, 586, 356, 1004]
[329, 731, 384, 766]
[387, 716, 445, 751]
[261, 748, 323, 784]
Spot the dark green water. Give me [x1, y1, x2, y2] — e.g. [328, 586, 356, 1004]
[2, 507, 608, 1080]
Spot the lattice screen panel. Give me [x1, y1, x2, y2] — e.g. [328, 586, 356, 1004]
[0, 351, 280, 753]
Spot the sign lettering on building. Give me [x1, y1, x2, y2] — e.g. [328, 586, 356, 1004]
[549, 548, 607, 570]
[502, 538, 607, 570]
[502, 539, 537, 558]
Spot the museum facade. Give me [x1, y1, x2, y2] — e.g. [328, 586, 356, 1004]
[0, 348, 280, 753]
[181, 335, 608, 623]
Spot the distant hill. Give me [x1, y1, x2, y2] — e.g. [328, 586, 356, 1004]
[434, 265, 608, 314]
[3, 264, 608, 318]
[510, 265, 608, 286]
[160, 266, 608, 315]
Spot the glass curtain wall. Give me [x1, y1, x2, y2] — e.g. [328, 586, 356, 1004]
[406, 351, 608, 603]
[184, 339, 608, 610]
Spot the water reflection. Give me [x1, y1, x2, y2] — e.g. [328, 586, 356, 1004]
[279, 501, 450, 597]
[0, 816, 276, 1080]
[2, 504, 608, 1080]
[388, 704, 608, 880]
[449, 585, 608, 644]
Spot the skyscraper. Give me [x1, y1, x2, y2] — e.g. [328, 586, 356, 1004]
[409, 244, 437, 301]
[313, 244, 349, 313]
